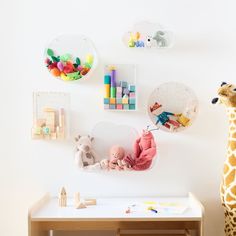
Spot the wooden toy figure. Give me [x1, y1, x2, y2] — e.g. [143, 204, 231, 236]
[212, 82, 236, 236]
[58, 187, 67, 207]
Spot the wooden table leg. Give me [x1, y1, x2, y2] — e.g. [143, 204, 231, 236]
[29, 221, 49, 236]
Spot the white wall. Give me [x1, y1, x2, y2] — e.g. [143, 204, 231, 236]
[1, 0, 236, 235]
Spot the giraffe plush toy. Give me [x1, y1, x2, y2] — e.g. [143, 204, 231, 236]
[212, 82, 236, 235]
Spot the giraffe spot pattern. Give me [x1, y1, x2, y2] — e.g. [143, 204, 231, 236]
[229, 155, 236, 166]
[225, 169, 236, 187]
[224, 163, 230, 174]
[230, 141, 236, 150]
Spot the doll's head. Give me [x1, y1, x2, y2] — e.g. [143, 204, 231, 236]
[109, 145, 125, 161]
[150, 102, 163, 116]
[212, 82, 236, 107]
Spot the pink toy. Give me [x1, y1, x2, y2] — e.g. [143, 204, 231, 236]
[124, 130, 156, 171]
[109, 145, 125, 170]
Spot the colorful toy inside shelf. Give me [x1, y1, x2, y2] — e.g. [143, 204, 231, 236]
[74, 122, 156, 171]
[44, 34, 97, 81]
[104, 65, 137, 110]
[123, 21, 174, 49]
[32, 92, 70, 140]
[148, 82, 198, 133]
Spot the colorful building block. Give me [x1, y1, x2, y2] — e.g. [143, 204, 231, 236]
[129, 85, 136, 92]
[123, 88, 130, 95]
[116, 86, 122, 93]
[104, 104, 109, 109]
[116, 98, 122, 104]
[109, 104, 116, 109]
[129, 98, 136, 104]
[110, 87, 116, 98]
[129, 104, 136, 110]
[129, 92, 135, 98]
[104, 75, 111, 84]
[116, 104, 123, 110]
[104, 84, 110, 98]
[123, 104, 129, 110]
[122, 97, 129, 104]
[110, 98, 116, 104]
[116, 93, 122, 98]
[104, 98, 110, 104]
[120, 81, 127, 88]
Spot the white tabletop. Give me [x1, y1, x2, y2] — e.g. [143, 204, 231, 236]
[31, 195, 203, 222]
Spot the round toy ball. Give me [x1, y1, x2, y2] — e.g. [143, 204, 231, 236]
[86, 54, 93, 65]
[57, 61, 64, 71]
[51, 68, 61, 77]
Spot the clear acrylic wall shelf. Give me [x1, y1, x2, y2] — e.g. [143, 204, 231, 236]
[103, 64, 137, 111]
[32, 92, 70, 140]
[148, 82, 198, 133]
[123, 21, 174, 49]
[44, 34, 98, 82]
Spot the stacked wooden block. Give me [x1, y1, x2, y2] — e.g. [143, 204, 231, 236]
[104, 67, 136, 110]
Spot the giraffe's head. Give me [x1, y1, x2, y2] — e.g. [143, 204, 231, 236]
[212, 82, 236, 107]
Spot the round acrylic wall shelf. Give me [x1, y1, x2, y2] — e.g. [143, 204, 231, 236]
[44, 34, 98, 82]
[148, 82, 198, 132]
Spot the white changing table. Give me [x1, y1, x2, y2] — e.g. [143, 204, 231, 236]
[28, 193, 204, 236]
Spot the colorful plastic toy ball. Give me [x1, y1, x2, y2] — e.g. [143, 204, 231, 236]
[44, 34, 98, 82]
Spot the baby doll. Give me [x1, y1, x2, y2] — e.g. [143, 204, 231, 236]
[108, 145, 130, 170]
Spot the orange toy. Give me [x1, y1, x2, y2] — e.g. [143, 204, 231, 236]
[51, 68, 61, 77]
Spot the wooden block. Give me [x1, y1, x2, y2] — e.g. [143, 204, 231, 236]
[50, 132, 57, 140]
[116, 104, 123, 110]
[110, 98, 116, 104]
[116, 86, 122, 92]
[129, 98, 136, 104]
[75, 201, 87, 209]
[129, 92, 136, 98]
[84, 198, 97, 206]
[36, 119, 46, 127]
[74, 192, 80, 207]
[120, 81, 127, 88]
[58, 187, 67, 207]
[109, 104, 116, 109]
[123, 104, 129, 110]
[122, 98, 129, 104]
[104, 104, 110, 109]
[129, 104, 136, 110]
[104, 98, 110, 104]
[129, 84, 136, 92]
[116, 98, 122, 104]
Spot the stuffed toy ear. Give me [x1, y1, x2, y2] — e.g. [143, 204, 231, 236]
[221, 82, 227, 87]
[87, 135, 94, 142]
[75, 135, 81, 142]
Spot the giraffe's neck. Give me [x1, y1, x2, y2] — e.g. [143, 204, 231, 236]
[227, 108, 236, 145]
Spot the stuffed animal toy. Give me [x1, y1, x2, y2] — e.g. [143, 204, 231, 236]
[74, 135, 98, 169]
[212, 82, 236, 235]
[124, 130, 156, 171]
[108, 145, 129, 170]
[152, 31, 167, 47]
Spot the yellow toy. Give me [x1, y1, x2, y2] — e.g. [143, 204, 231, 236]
[175, 113, 190, 127]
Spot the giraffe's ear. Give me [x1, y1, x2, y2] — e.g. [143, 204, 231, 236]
[221, 82, 227, 87]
